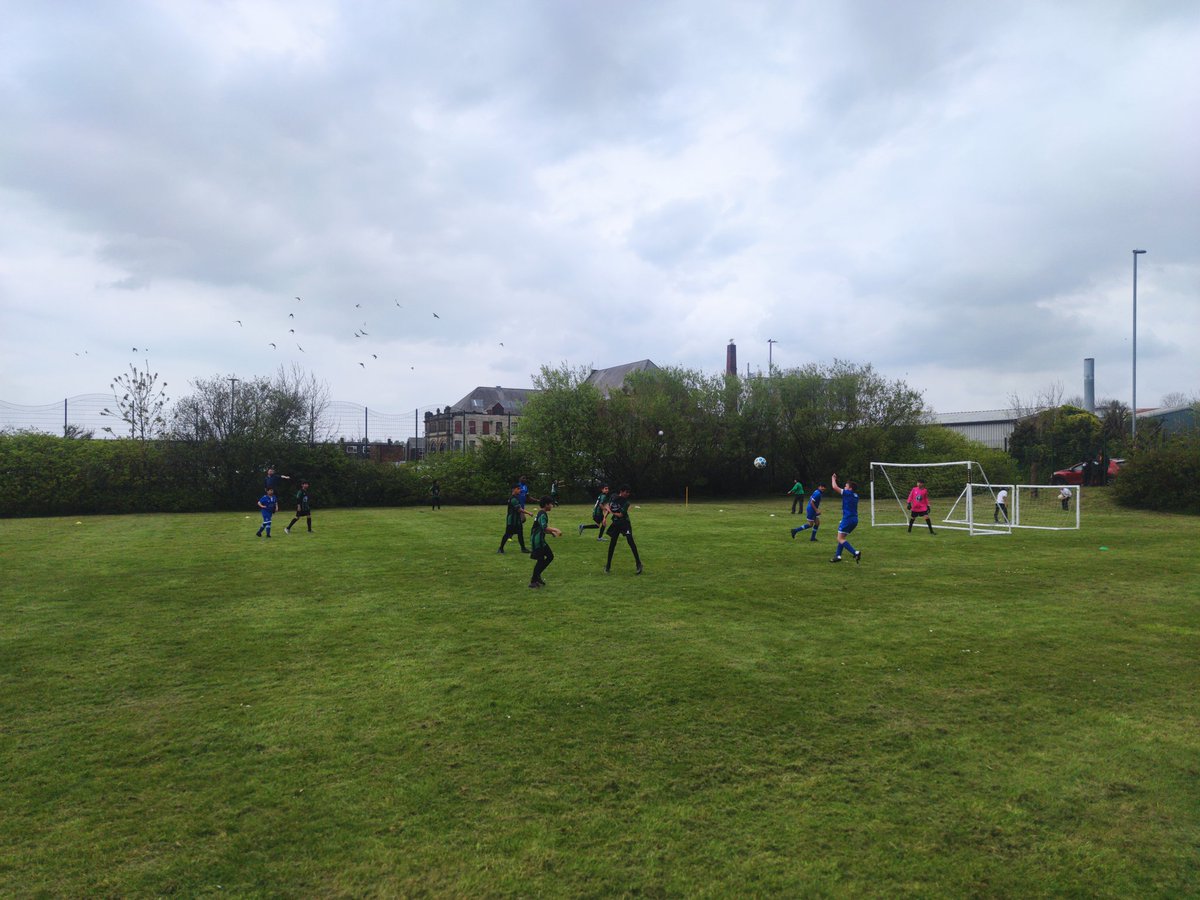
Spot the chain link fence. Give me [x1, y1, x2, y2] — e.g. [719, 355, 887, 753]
[1, 395, 433, 444]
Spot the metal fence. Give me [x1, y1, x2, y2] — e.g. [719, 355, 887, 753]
[1, 395, 435, 444]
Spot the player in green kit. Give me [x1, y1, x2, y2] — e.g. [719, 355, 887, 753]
[529, 496, 563, 588]
[604, 485, 643, 575]
[284, 481, 313, 533]
[497, 485, 531, 554]
[578, 484, 611, 540]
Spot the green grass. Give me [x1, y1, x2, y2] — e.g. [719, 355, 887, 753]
[2, 492, 1198, 897]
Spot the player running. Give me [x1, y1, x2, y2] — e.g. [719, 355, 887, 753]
[791, 484, 825, 541]
[529, 496, 563, 589]
[578, 484, 611, 541]
[284, 481, 313, 533]
[829, 473, 862, 564]
[906, 479, 935, 534]
[497, 485, 532, 554]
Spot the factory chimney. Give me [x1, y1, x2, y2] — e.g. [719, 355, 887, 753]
[726, 341, 737, 376]
[1083, 358, 1095, 413]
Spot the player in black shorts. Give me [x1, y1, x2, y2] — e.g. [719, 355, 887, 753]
[285, 481, 313, 533]
[604, 485, 643, 575]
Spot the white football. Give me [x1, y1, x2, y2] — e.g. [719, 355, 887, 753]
[753, 456, 767, 469]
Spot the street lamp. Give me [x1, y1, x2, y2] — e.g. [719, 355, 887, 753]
[1132, 249, 1146, 441]
[767, 339, 777, 372]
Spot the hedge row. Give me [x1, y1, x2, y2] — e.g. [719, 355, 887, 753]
[0, 435, 530, 518]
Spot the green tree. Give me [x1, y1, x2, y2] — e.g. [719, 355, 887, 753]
[1008, 405, 1103, 481]
[519, 364, 607, 487]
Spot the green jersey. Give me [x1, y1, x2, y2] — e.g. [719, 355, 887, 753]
[788, 481, 805, 496]
[506, 495, 523, 527]
[531, 510, 549, 552]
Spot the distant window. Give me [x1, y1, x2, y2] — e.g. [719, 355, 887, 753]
[468, 420, 476, 434]
[454, 420, 462, 434]
[495, 421, 503, 433]
[482, 421, 491, 435]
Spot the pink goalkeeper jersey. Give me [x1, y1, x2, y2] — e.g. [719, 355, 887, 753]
[907, 486, 930, 512]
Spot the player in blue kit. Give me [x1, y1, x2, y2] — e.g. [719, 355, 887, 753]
[256, 487, 279, 538]
[829, 473, 862, 564]
[791, 484, 825, 541]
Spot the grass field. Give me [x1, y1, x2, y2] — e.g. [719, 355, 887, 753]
[2, 492, 1198, 896]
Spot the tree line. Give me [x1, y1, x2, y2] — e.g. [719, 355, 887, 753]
[3, 359, 1194, 517]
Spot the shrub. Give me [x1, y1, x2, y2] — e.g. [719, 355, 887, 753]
[1113, 437, 1200, 513]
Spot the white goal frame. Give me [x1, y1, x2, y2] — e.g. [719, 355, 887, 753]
[1012, 484, 1081, 531]
[870, 460, 1010, 535]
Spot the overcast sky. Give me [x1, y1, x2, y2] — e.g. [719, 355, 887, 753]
[2, 0, 1197, 426]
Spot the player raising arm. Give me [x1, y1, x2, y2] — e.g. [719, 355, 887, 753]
[829, 473, 862, 564]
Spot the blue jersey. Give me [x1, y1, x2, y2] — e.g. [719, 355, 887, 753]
[809, 488, 823, 509]
[841, 489, 859, 520]
[258, 493, 277, 519]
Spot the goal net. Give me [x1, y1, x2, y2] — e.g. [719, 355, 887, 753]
[870, 461, 1010, 535]
[1012, 484, 1081, 530]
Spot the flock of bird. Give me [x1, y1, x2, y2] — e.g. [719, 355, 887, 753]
[219, 295, 446, 372]
[74, 295, 479, 374]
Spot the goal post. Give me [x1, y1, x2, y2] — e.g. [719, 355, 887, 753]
[870, 460, 1007, 535]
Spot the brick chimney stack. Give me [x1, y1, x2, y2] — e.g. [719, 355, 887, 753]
[726, 340, 737, 376]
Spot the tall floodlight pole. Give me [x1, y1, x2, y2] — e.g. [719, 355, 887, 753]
[1132, 250, 1146, 441]
[768, 339, 777, 372]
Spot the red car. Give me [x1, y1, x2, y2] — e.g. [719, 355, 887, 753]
[1051, 458, 1123, 485]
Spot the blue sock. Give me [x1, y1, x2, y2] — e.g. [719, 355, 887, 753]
[835, 540, 844, 558]
[843, 540, 857, 556]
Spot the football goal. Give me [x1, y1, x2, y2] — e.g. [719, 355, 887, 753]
[870, 461, 1011, 535]
[1012, 484, 1081, 530]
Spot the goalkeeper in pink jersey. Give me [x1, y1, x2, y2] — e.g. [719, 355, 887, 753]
[906, 480, 935, 534]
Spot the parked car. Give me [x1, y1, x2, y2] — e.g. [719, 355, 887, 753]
[1051, 458, 1123, 485]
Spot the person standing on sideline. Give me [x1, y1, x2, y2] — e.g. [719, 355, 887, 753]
[285, 481, 313, 534]
[579, 484, 611, 540]
[829, 473, 862, 564]
[528, 496, 563, 589]
[264, 466, 290, 494]
[994, 488, 1010, 523]
[791, 484, 825, 541]
[256, 487, 279, 538]
[518, 475, 531, 510]
[497, 485, 531, 554]
[604, 485, 644, 575]
[787, 478, 807, 514]
[430, 480, 442, 510]
[549, 479, 560, 507]
[906, 479, 935, 534]
[1059, 485, 1072, 510]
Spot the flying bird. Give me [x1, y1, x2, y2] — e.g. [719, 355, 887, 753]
[394, 300, 402, 307]
[297, 344, 304, 352]
[499, 342, 504, 347]
[269, 342, 276, 349]
[355, 303, 361, 308]
[360, 329, 368, 335]
[372, 353, 378, 359]
[289, 329, 295, 334]
[432, 313, 440, 318]
[235, 320, 242, 326]
[358, 362, 365, 368]
[288, 313, 294, 319]
[295, 296, 302, 302]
